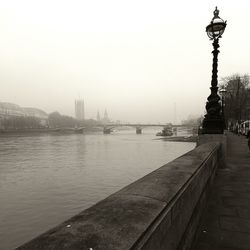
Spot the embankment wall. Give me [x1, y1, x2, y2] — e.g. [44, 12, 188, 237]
[17, 142, 223, 250]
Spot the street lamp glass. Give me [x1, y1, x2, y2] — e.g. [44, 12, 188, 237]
[219, 88, 227, 97]
[206, 7, 226, 39]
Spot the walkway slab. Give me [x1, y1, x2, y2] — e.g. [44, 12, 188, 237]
[192, 133, 250, 250]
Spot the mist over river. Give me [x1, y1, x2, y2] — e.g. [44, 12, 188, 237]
[0, 128, 195, 250]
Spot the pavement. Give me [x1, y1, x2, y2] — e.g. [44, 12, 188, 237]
[192, 132, 250, 250]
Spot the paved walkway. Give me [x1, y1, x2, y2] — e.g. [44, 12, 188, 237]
[192, 133, 250, 250]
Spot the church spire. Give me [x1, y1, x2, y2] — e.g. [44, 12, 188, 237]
[96, 110, 100, 121]
[104, 109, 108, 119]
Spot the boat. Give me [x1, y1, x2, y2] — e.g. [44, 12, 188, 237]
[103, 127, 113, 134]
[156, 126, 173, 136]
[74, 127, 85, 133]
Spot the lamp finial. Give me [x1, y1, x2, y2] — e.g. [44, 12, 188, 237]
[214, 6, 219, 18]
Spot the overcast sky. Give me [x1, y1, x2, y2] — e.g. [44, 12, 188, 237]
[0, 0, 250, 123]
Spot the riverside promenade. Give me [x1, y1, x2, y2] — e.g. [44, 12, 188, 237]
[193, 132, 250, 250]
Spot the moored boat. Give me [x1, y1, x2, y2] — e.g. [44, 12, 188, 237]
[156, 126, 173, 136]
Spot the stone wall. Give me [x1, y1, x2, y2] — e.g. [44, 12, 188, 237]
[17, 142, 222, 250]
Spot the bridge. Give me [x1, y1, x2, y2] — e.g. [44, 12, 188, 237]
[98, 123, 197, 134]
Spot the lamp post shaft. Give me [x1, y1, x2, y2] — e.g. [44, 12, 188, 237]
[211, 38, 219, 88]
[202, 38, 224, 134]
[206, 38, 221, 117]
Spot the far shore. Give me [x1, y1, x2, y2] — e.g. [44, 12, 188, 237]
[0, 127, 102, 135]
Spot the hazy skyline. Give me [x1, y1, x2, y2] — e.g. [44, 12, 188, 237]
[1, 0, 250, 123]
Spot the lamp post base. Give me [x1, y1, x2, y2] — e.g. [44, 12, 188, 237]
[202, 117, 224, 134]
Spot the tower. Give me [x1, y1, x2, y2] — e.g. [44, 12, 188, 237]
[103, 109, 109, 123]
[75, 99, 85, 120]
[96, 110, 100, 121]
[104, 109, 108, 120]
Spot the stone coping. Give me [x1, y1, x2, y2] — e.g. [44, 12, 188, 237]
[16, 142, 221, 250]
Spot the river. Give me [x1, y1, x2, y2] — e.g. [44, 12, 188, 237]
[0, 128, 195, 250]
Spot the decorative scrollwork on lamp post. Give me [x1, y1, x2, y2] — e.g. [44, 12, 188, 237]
[202, 7, 227, 134]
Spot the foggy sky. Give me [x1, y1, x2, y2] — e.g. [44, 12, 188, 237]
[1, 0, 250, 123]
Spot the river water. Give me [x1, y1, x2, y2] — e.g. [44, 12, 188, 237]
[0, 128, 195, 250]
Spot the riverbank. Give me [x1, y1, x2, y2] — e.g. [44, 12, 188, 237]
[156, 135, 198, 143]
[0, 127, 102, 135]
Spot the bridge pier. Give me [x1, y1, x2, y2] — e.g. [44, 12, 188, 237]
[173, 127, 177, 136]
[136, 127, 142, 134]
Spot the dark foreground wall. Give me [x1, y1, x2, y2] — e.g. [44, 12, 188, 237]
[16, 143, 222, 250]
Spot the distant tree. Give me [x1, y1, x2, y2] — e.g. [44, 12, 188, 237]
[80, 119, 100, 128]
[181, 115, 203, 126]
[48, 111, 105, 129]
[48, 112, 78, 128]
[220, 74, 250, 124]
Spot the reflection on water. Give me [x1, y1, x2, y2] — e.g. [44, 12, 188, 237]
[0, 129, 195, 249]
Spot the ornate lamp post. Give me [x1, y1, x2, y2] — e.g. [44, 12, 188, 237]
[202, 7, 227, 134]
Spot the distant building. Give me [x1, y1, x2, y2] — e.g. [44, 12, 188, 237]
[0, 102, 48, 120]
[75, 99, 85, 120]
[0, 102, 49, 128]
[102, 109, 110, 124]
[96, 110, 100, 122]
[0, 102, 25, 117]
[22, 107, 49, 126]
[96, 108, 111, 124]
